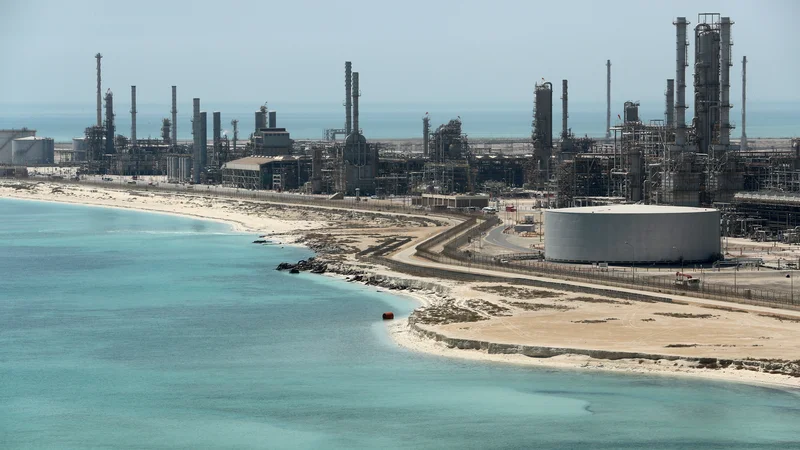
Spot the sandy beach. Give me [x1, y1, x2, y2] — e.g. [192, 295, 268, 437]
[2, 178, 799, 390]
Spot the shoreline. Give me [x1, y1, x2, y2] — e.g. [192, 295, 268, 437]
[2, 181, 799, 391]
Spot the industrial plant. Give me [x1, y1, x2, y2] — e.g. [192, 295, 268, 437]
[2, 12, 800, 246]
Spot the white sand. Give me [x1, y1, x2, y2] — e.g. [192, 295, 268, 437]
[3, 179, 799, 390]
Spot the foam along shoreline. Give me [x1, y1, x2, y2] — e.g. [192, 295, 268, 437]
[388, 320, 800, 392]
[3, 180, 799, 391]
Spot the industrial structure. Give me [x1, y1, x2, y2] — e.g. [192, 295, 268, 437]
[2, 16, 798, 246]
[545, 205, 721, 263]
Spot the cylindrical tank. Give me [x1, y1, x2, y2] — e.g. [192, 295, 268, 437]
[268, 111, 277, 128]
[12, 137, 54, 165]
[255, 111, 266, 131]
[624, 101, 639, 123]
[545, 205, 720, 263]
[0, 129, 36, 164]
[72, 137, 88, 161]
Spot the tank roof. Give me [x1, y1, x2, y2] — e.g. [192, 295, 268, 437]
[13, 136, 52, 141]
[553, 204, 717, 214]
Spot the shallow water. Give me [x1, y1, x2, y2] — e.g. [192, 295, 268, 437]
[1, 198, 798, 449]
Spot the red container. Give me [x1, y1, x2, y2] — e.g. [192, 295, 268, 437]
[382, 312, 395, 320]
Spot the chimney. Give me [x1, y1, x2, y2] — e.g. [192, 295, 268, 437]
[213, 111, 221, 155]
[345, 61, 352, 135]
[192, 98, 200, 183]
[96, 53, 102, 127]
[423, 114, 430, 157]
[352, 72, 359, 136]
[171, 86, 177, 148]
[561, 79, 569, 139]
[130, 86, 137, 147]
[674, 17, 689, 147]
[606, 60, 611, 139]
[741, 56, 747, 150]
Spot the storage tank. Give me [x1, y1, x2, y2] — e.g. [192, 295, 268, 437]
[545, 205, 720, 263]
[72, 137, 88, 161]
[0, 129, 36, 164]
[11, 136, 54, 165]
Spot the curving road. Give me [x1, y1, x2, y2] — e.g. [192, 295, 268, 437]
[483, 223, 534, 253]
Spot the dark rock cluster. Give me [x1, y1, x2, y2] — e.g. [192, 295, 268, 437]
[275, 257, 328, 274]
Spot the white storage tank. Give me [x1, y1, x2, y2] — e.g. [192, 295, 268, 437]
[11, 136, 55, 165]
[0, 129, 36, 164]
[545, 205, 720, 263]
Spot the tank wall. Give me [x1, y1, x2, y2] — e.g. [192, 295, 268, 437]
[545, 210, 720, 263]
[0, 130, 36, 164]
[11, 138, 54, 165]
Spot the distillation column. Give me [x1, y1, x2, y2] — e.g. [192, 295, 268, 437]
[130, 86, 137, 147]
[741, 56, 747, 151]
[345, 61, 352, 135]
[666, 79, 675, 129]
[674, 17, 689, 148]
[192, 98, 201, 183]
[719, 17, 732, 147]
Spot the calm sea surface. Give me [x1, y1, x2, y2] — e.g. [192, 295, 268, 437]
[1, 102, 797, 142]
[0, 198, 798, 449]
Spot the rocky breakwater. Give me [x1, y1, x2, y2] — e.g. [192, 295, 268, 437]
[276, 257, 328, 274]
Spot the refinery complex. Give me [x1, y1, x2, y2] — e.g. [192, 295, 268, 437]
[2, 13, 800, 243]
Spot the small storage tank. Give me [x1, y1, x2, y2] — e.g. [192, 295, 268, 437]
[72, 137, 88, 161]
[545, 205, 720, 263]
[11, 136, 54, 165]
[0, 129, 36, 164]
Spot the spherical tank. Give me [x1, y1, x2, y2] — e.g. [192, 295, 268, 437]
[544, 205, 720, 263]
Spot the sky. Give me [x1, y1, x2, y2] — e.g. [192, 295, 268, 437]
[1, 0, 798, 109]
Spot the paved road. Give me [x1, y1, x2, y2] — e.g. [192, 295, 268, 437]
[483, 224, 534, 253]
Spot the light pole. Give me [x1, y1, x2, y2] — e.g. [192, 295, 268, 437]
[673, 246, 683, 273]
[624, 241, 635, 281]
[788, 272, 794, 304]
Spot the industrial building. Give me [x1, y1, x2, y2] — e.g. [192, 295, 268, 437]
[544, 205, 721, 263]
[221, 156, 311, 191]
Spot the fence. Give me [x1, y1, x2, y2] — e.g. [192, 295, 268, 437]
[13, 174, 480, 219]
[416, 215, 800, 311]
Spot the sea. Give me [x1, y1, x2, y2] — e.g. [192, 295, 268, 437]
[0, 198, 799, 449]
[0, 101, 798, 142]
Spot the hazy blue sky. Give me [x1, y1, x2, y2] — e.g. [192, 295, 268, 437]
[1, 0, 798, 108]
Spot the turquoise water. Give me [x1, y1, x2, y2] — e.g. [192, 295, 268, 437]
[1, 101, 798, 142]
[1, 198, 799, 449]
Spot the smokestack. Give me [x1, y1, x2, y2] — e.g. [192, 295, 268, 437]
[666, 79, 675, 129]
[130, 86, 137, 147]
[96, 53, 102, 127]
[352, 72, 359, 136]
[268, 110, 276, 128]
[345, 61, 352, 135]
[192, 98, 200, 183]
[171, 86, 177, 148]
[423, 114, 430, 157]
[741, 56, 747, 151]
[200, 111, 207, 169]
[213, 111, 221, 157]
[674, 17, 689, 147]
[605, 60, 611, 139]
[561, 79, 569, 139]
[104, 89, 114, 154]
[719, 17, 733, 147]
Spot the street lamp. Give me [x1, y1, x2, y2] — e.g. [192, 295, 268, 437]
[673, 246, 683, 273]
[624, 241, 635, 281]
[788, 272, 794, 304]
